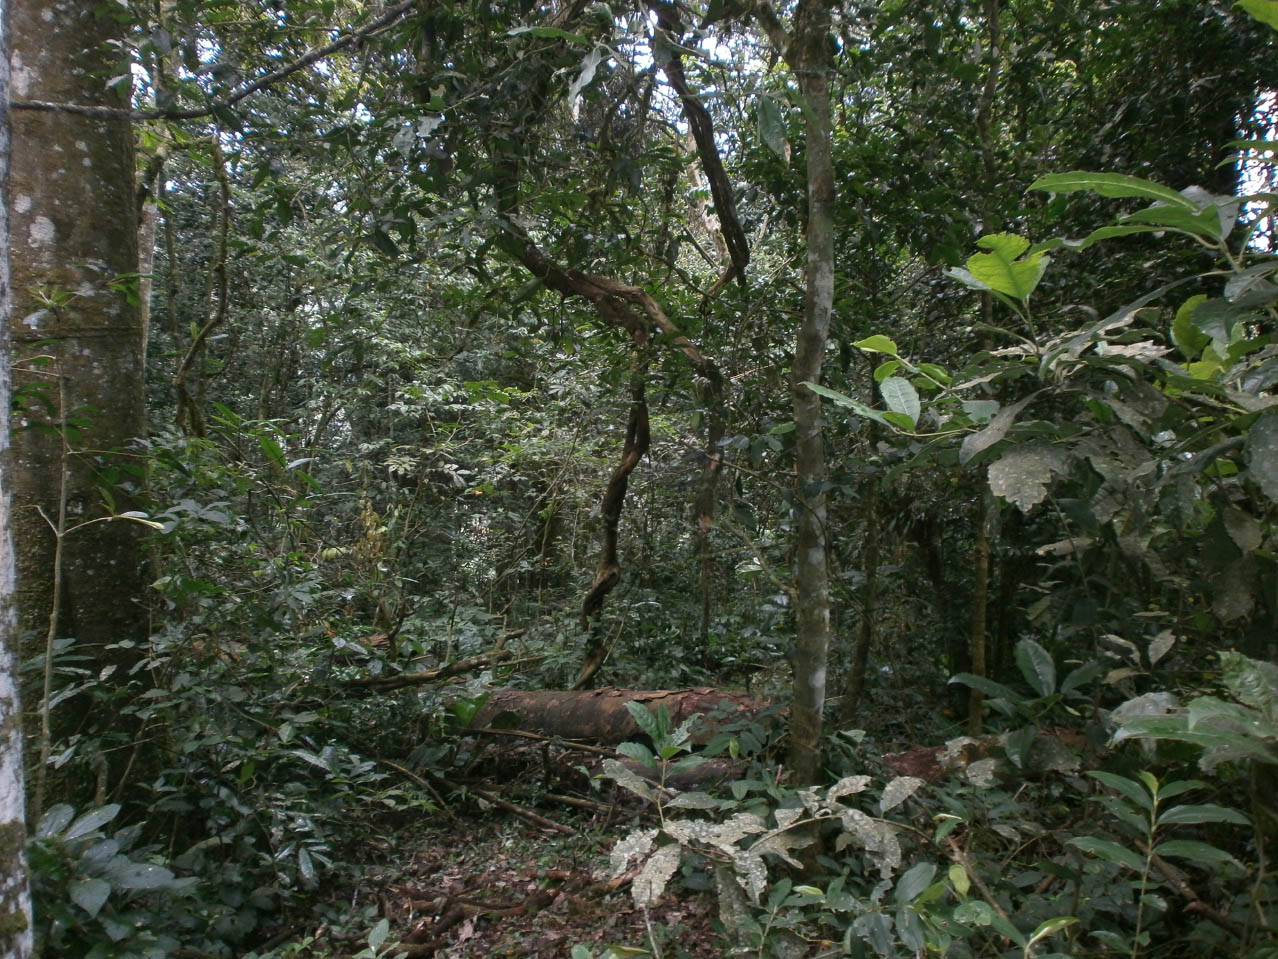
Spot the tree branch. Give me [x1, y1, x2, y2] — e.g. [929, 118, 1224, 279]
[12, 0, 418, 122]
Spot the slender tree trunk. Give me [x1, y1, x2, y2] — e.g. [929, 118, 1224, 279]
[967, 487, 992, 735]
[787, 0, 837, 784]
[842, 482, 878, 722]
[0, 12, 35, 952]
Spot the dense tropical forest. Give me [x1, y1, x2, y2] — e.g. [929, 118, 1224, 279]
[2, 0, 1278, 955]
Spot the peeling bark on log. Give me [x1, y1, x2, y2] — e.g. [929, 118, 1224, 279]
[473, 687, 769, 744]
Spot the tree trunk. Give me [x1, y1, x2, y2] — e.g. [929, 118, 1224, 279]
[0, 12, 36, 953]
[786, 0, 837, 784]
[9, 0, 149, 793]
[967, 487, 992, 735]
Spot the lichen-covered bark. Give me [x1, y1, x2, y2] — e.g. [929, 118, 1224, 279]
[9, 2, 148, 663]
[786, 0, 837, 785]
[0, 10, 35, 954]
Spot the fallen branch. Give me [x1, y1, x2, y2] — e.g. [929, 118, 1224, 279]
[342, 649, 517, 691]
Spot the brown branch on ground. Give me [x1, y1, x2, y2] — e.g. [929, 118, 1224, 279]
[341, 649, 518, 691]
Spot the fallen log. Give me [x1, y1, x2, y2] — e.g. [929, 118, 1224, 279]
[472, 686, 771, 744]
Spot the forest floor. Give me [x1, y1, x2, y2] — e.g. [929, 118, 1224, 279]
[340, 813, 726, 958]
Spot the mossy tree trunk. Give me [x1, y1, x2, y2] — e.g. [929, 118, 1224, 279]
[0, 9, 35, 954]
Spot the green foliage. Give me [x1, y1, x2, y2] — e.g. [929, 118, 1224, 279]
[28, 803, 202, 958]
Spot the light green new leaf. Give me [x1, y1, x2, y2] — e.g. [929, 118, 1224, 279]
[1172, 295, 1211, 359]
[1236, 0, 1278, 29]
[853, 335, 899, 356]
[1029, 171, 1194, 209]
[873, 360, 902, 383]
[879, 377, 920, 426]
[965, 233, 1049, 301]
[1014, 639, 1056, 697]
[1067, 836, 1146, 872]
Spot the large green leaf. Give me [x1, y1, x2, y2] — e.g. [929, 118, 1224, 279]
[893, 862, 937, 904]
[64, 804, 122, 841]
[963, 233, 1049, 301]
[1014, 639, 1056, 697]
[1119, 204, 1223, 240]
[948, 673, 1020, 701]
[71, 878, 112, 919]
[757, 94, 790, 163]
[853, 335, 900, 356]
[1220, 650, 1278, 723]
[879, 377, 920, 427]
[803, 381, 912, 432]
[1029, 172, 1194, 209]
[1172, 295, 1210, 359]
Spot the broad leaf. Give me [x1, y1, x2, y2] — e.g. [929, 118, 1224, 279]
[1119, 204, 1223, 240]
[959, 392, 1041, 465]
[1221, 650, 1278, 720]
[1153, 839, 1244, 869]
[894, 862, 937, 904]
[71, 877, 112, 919]
[988, 444, 1069, 512]
[36, 803, 76, 838]
[567, 46, 603, 102]
[757, 95, 790, 163]
[879, 776, 924, 814]
[803, 381, 912, 432]
[1088, 771, 1152, 811]
[65, 804, 122, 841]
[853, 335, 899, 356]
[1067, 836, 1146, 872]
[1014, 639, 1056, 697]
[964, 233, 1049, 301]
[879, 377, 920, 426]
[948, 673, 1020, 701]
[1029, 171, 1194, 209]
[1157, 803, 1251, 827]
[1248, 410, 1278, 503]
[1237, 0, 1278, 30]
